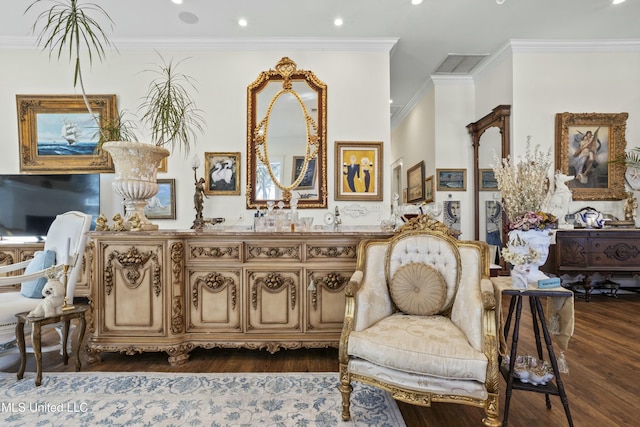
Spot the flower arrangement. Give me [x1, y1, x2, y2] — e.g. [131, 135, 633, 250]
[501, 246, 540, 266]
[492, 136, 553, 223]
[508, 211, 557, 231]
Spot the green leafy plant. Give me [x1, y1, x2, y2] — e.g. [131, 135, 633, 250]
[26, 0, 114, 130]
[138, 55, 205, 156]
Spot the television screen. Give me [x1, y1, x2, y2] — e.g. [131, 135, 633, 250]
[0, 174, 100, 237]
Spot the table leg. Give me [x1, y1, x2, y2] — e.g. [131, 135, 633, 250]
[529, 297, 552, 409]
[16, 321, 26, 381]
[75, 312, 86, 372]
[62, 319, 70, 365]
[503, 295, 523, 427]
[32, 323, 42, 387]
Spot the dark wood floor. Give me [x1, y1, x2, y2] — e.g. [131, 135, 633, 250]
[4, 293, 640, 426]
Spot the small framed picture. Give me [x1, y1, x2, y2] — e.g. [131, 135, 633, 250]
[406, 161, 425, 203]
[291, 156, 317, 189]
[478, 169, 498, 191]
[335, 141, 383, 201]
[436, 169, 466, 191]
[424, 175, 435, 203]
[205, 152, 241, 195]
[145, 179, 176, 220]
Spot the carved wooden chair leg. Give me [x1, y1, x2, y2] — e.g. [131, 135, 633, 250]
[482, 392, 502, 427]
[339, 365, 352, 421]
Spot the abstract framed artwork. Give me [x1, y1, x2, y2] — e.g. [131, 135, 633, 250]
[17, 94, 117, 173]
[335, 141, 383, 201]
[555, 112, 628, 201]
[204, 152, 241, 195]
[424, 175, 435, 203]
[145, 179, 176, 220]
[292, 156, 317, 190]
[437, 168, 466, 191]
[406, 161, 425, 203]
[479, 168, 498, 191]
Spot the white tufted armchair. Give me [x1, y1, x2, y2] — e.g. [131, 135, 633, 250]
[339, 228, 501, 426]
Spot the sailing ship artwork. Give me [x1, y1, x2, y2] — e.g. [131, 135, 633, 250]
[36, 112, 98, 156]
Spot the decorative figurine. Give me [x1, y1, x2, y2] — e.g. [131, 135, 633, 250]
[111, 213, 126, 231]
[95, 213, 109, 231]
[129, 212, 142, 231]
[624, 193, 637, 222]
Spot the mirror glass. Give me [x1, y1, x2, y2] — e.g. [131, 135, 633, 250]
[247, 57, 327, 208]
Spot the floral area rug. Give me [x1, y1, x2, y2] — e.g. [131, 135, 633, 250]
[0, 371, 406, 426]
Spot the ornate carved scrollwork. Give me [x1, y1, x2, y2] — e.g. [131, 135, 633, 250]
[398, 214, 456, 236]
[170, 242, 184, 334]
[0, 252, 14, 265]
[171, 296, 184, 334]
[192, 272, 237, 309]
[190, 245, 238, 259]
[559, 239, 586, 266]
[251, 272, 296, 309]
[104, 246, 162, 296]
[603, 242, 640, 262]
[247, 246, 300, 259]
[307, 246, 356, 259]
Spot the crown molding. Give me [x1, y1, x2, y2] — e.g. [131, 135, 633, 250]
[391, 79, 434, 130]
[0, 36, 399, 52]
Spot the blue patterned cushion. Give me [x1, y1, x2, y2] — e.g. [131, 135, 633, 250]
[20, 250, 56, 298]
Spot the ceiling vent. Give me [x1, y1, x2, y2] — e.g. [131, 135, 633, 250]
[433, 54, 489, 74]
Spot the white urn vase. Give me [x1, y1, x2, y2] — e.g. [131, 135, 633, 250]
[507, 229, 553, 286]
[103, 141, 170, 231]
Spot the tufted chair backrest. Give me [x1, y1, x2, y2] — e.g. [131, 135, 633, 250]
[385, 231, 461, 313]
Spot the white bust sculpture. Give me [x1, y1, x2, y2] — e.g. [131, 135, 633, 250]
[544, 172, 575, 229]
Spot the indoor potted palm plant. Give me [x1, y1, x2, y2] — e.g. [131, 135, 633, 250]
[28, 1, 205, 230]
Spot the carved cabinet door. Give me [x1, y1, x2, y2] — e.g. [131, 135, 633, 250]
[187, 268, 241, 332]
[98, 242, 166, 336]
[246, 269, 302, 333]
[305, 268, 352, 332]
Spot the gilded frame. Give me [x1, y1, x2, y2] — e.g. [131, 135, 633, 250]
[145, 179, 176, 220]
[406, 161, 425, 203]
[424, 175, 435, 203]
[205, 152, 241, 195]
[17, 94, 116, 173]
[555, 112, 628, 201]
[335, 141, 383, 201]
[437, 168, 467, 191]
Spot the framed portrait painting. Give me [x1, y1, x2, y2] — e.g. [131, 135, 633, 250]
[17, 94, 116, 173]
[437, 169, 466, 191]
[406, 161, 425, 203]
[335, 141, 383, 201]
[204, 152, 241, 195]
[555, 112, 628, 200]
[145, 179, 176, 220]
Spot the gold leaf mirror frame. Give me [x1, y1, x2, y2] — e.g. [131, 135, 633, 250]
[246, 57, 327, 209]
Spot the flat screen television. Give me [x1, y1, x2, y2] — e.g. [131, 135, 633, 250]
[0, 174, 99, 237]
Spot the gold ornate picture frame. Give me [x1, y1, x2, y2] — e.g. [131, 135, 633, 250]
[424, 175, 435, 203]
[555, 112, 628, 200]
[205, 152, 241, 195]
[437, 168, 466, 191]
[406, 161, 425, 203]
[17, 94, 116, 173]
[335, 141, 383, 201]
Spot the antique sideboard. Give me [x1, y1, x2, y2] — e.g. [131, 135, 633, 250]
[86, 229, 392, 365]
[554, 228, 640, 301]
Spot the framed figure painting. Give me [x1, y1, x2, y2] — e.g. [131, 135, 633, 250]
[555, 112, 628, 200]
[17, 94, 116, 173]
[145, 179, 176, 220]
[205, 152, 241, 195]
[335, 141, 383, 201]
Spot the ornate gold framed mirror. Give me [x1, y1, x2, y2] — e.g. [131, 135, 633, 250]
[246, 57, 327, 208]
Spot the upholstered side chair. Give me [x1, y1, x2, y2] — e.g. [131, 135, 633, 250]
[339, 223, 502, 426]
[0, 211, 92, 358]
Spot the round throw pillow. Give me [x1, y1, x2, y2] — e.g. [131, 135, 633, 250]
[390, 263, 447, 316]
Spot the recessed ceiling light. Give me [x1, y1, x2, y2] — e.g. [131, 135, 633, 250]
[411, 0, 424, 5]
[171, 0, 183, 4]
[238, 18, 248, 27]
[334, 17, 343, 26]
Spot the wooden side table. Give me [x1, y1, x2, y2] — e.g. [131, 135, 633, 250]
[501, 288, 573, 427]
[15, 306, 87, 386]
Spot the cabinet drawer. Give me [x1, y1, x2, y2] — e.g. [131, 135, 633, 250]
[245, 242, 301, 262]
[305, 243, 357, 261]
[187, 241, 242, 263]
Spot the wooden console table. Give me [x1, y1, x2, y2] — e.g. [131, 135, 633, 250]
[554, 229, 640, 301]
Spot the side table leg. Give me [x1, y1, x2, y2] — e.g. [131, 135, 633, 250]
[32, 323, 43, 387]
[75, 313, 86, 372]
[16, 321, 26, 381]
[503, 295, 523, 427]
[62, 319, 70, 365]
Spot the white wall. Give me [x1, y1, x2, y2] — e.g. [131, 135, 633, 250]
[0, 43, 393, 229]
